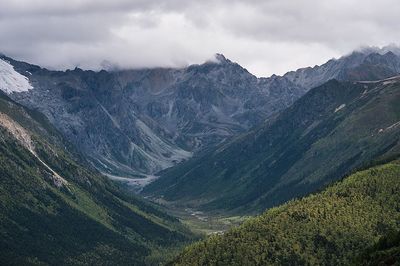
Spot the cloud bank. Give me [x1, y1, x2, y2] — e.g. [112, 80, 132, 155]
[1, 0, 399, 76]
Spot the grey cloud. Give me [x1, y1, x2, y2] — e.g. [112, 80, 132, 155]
[215, 0, 400, 46]
[0, 0, 399, 76]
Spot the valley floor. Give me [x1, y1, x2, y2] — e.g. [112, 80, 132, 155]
[148, 198, 249, 235]
[111, 173, 249, 235]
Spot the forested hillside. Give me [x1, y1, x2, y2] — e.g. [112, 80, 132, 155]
[171, 160, 400, 265]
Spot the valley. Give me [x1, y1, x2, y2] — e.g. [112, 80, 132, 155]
[148, 197, 249, 235]
[0, 45, 400, 265]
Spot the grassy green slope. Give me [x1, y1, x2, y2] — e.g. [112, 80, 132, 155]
[0, 93, 194, 265]
[171, 160, 400, 265]
[144, 77, 400, 214]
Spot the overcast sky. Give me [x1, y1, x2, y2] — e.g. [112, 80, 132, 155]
[0, 0, 399, 77]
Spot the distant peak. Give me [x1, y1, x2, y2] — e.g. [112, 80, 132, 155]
[354, 44, 400, 56]
[215, 53, 227, 62]
[205, 53, 231, 65]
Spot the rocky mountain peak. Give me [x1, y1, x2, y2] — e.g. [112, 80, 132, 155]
[283, 46, 400, 89]
[214, 53, 230, 64]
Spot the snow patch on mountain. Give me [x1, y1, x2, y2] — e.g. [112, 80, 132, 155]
[0, 59, 33, 94]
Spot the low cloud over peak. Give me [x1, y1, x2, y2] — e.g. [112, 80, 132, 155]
[0, 0, 399, 76]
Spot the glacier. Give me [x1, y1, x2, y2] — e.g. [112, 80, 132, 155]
[0, 59, 33, 94]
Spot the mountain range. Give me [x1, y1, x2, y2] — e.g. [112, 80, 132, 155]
[0, 54, 304, 177]
[2, 47, 400, 179]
